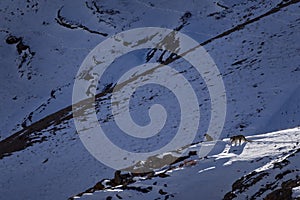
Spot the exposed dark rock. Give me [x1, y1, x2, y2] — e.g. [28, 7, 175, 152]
[264, 178, 300, 200]
[16, 41, 29, 54]
[55, 6, 108, 36]
[6, 35, 21, 44]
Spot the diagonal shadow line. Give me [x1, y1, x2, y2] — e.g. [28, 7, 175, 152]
[0, 0, 299, 159]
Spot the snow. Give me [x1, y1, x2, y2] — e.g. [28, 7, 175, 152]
[0, 0, 299, 199]
[293, 186, 300, 198]
[77, 127, 299, 199]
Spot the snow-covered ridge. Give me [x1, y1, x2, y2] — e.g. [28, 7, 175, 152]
[69, 127, 300, 199]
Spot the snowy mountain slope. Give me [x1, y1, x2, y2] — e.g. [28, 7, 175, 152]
[67, 127, 300, 200]
[0, 0, 299, 199]
[1, 0, 299, 139]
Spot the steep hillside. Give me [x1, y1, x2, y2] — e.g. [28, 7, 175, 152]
[0, 0, 299, 199]
[68, 127, 300, 200]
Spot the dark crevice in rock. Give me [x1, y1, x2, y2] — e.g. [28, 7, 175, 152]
[55, 6, 108, 36]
